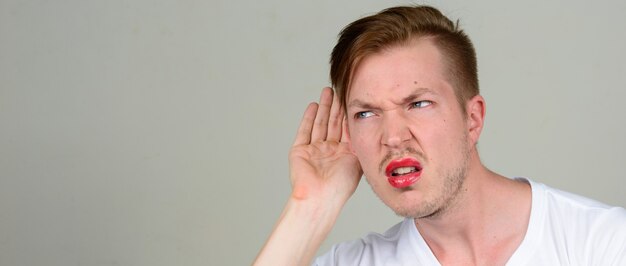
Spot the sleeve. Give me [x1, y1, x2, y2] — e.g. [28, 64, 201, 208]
[586, 207, 626, 266]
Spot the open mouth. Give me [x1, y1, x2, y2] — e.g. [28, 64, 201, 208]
[390, 166, 420, 176]
[385, 158, 422, 188]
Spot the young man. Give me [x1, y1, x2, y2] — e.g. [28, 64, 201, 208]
[255, 5, 626, 265]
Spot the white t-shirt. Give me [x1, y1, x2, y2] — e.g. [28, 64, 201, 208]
[314, 178, 626, 265]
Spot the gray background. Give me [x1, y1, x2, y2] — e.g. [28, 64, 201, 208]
[1, 0, 625, 265]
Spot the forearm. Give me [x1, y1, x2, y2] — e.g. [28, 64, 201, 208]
[254, 195, 345, 266]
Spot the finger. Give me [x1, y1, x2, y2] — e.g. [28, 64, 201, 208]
[326, 87, 344, 142]
[310, 87, 333, 142]
[293, 102, 318, 146]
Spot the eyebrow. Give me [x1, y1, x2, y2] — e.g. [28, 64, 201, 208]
[347, 99, 377, 110]
[347, 87, 434, 109]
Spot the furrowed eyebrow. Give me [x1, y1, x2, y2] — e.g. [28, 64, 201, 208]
[347, 87, 434, 109]
[347, 99, 377, 110]
[397, 88, 433, 105]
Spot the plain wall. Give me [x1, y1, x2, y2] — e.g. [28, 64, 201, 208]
[1, 0, 625, 265]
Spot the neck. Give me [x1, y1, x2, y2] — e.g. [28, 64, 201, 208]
[414, 154, 531, 265]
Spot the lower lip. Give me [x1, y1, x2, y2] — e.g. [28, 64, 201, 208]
[387, 171, 421, 188]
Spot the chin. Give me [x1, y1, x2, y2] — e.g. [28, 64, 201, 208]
[374, 186, 433, 218]
[390, 202, 432, 218]
[392, 199, 443, 219]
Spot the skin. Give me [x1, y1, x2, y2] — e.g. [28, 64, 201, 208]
[255, 38, 532, 266]
[254, 88, 361, 265]
[347, 38, 472, 219]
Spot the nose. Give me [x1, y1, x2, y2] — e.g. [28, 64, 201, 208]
[381, 113, 411, 148]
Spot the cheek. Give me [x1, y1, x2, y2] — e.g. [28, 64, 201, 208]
[352, 136, 372, 162]
[349, 123, 374, 150]
[420, 118, 467, 155]
[406, 117, 455, 154]
[350, 125, 380, 168]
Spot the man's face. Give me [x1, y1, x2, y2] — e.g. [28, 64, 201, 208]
[346, 39, 476, 218]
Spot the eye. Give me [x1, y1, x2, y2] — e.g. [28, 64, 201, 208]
[354, 111, 374, 119]
[410, 100, 433, 109]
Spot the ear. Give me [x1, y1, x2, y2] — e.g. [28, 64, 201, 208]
[341, 114, 356, 153]
[466, 95, 486, 145]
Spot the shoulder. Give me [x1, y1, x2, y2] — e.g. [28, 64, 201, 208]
[313, 219, 410, 266]
[533, 179, 626, 224]
[529, 179, 626, 264]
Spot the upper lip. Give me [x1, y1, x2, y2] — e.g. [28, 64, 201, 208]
[385, 157, 422, 177]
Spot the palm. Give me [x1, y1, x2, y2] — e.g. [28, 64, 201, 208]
[290, 141, 361, 200]
[289, 88, 362, 201]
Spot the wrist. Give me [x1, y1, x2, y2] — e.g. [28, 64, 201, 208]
[286, 191, 346, 225]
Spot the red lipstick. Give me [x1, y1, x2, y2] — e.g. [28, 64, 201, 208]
[385, 158, 422, 188]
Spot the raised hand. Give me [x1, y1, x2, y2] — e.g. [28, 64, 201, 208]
[254, 87, 362, 266]
[289, 87, 362, 202]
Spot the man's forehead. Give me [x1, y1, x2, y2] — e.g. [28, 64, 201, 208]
[345, 40, 446, 101]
